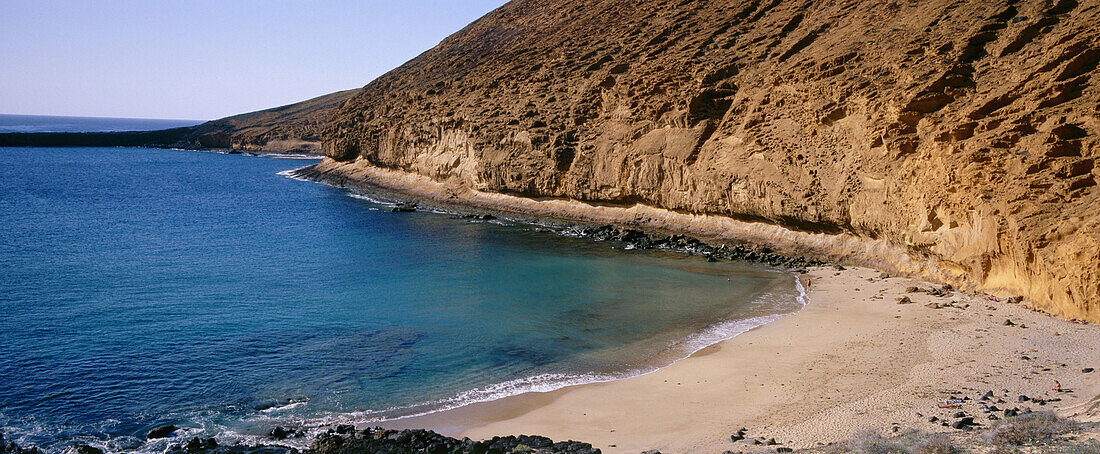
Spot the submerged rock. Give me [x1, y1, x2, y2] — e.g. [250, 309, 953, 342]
[148, 425, 179, 440]
[63, 446, 102, 454]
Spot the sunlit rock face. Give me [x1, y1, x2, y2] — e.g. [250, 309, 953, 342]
[323, 0, 1100, 321]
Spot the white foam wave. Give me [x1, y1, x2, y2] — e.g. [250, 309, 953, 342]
[327, 273, 813, 426]
[259, 401, 308, 414]
[255, 153, 323, 160]
[345, 193, 393, 206]
[275, 166, 314, 182]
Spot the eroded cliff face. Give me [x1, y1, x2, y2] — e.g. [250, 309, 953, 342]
[323, 0, 1100, 321]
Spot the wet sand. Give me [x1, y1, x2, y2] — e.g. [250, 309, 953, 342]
[388, 266, 1100, 453]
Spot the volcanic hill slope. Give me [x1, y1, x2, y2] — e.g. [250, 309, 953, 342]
[316, 0, 1100, 321]
[0, 89, 357, 153]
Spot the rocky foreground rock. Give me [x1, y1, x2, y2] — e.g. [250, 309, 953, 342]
[1, 428, 600, 454]
[320, 0, 1100, 322]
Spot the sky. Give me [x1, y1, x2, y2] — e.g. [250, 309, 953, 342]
[0, 1, 508, 120]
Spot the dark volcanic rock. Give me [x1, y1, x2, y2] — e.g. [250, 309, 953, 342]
[1, 433, 39, 454]
[270, 427, 305, 440]
[580, 224, 824, 269]
[309, 429, 599, 454]
[148, 425, 179, 440]
[166, 438, 295, 454]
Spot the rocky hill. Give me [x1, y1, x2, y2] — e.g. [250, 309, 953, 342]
[190, 89, 359, 152]
[0, 89, 357, 153]
[318, 0, 1099, 321]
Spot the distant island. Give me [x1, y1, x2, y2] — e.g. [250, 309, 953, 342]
[0, 89, 356, 154]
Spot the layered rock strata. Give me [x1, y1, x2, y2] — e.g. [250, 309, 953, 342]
[321, 0, 1100, 321]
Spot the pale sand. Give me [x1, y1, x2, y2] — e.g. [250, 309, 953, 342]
[387, 266, 1099, 453]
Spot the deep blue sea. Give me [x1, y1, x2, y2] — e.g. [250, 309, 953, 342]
[0, 114, 203, 133]
[0, 145, 804, 453]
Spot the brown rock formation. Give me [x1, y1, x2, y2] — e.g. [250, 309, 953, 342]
[321, 0, 1100, 321]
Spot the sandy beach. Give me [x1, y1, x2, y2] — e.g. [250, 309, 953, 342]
[390, 266, 1100, 453]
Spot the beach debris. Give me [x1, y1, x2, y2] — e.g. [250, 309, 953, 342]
[927, 287, 949, 297]
[938, 399, 964, 409]
[641, 450, 662, 454]
[777, 448, 793, 453]
[1004, 319, 1016, 326]
[147, 425, 178, 440]
[1052, 380, 1063, 392]
[1084, 368, 1095, 373]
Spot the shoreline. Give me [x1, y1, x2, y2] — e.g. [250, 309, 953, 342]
[290, 159, 919, 276]
[363, 275, 810, 429]
[284, 159, 1098, 452]
[384, 266, 1099, 453]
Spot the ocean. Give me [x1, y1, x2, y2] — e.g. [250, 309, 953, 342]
[0, 114, 203, 133]
[0, 145, 805, 453]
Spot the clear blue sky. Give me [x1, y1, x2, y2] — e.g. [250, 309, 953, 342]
[0, 1, 508, 120]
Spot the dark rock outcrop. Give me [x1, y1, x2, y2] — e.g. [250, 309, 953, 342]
[308, 428, 600, 454]
[148, 425, 179, 440]
[1, 433, 39, 454]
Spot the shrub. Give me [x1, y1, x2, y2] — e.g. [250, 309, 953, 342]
[824, 430, 910, 454]
[985, 411, 1078, 446]
[824, 429, 965, 454]
[914, 433, 962, 454]
[1054, 439, 1100, 454]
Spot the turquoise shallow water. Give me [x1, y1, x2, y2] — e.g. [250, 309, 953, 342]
[0, 147, 804, 453]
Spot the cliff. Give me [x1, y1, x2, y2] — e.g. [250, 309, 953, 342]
[320, 0, 1100, 321]
[0, 89, 357, 153]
